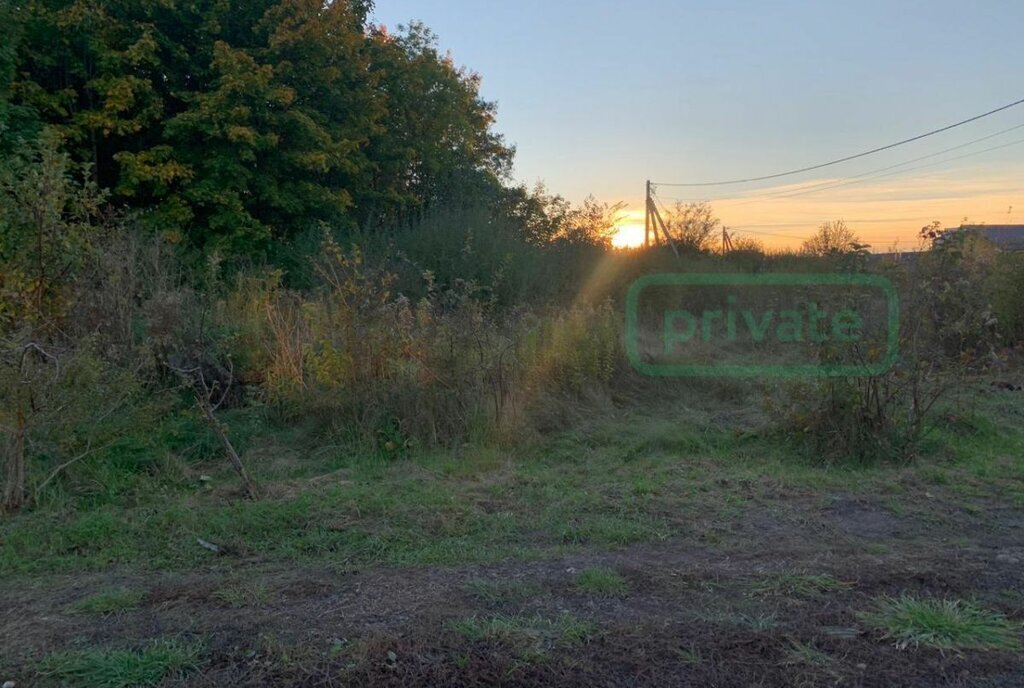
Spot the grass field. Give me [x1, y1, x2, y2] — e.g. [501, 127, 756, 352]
[2, 380, 1023, 687]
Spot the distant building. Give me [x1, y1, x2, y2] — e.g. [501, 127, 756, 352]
[942, 225, 1024, 252]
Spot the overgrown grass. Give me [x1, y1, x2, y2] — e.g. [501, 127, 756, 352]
[38, 639, 203, 688]
[70, 589, 145, 615]
[2, 385, 1022, 579]
[859, 596, 1022, 651]
[575, 567, 628, 596]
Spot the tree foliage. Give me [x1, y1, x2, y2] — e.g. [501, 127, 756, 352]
[801, 219, 864, 256]
[3, 1, 512, 257]
[667, 202, 720, 252]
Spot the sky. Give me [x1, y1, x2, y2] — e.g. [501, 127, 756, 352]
[371, 1, 1024, 249]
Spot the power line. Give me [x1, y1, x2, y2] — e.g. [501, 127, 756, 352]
[652, 134, 1024, 208]
[749, 136, 1024, 201]
[651, 95, 1024, 188]
[656, 122, 1024, 205]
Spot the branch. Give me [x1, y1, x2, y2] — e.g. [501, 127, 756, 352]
[34, 439, 115, 497]
[32, 396, 128, 498]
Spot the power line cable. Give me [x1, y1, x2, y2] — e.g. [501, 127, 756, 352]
[655, 122, 1024, 204]
[653, 135, 1024, 209]
[651, 96, 1024, 187]
[749, 136, 1024, 201]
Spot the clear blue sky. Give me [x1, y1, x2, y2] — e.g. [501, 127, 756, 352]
[372, 1, 1024, 246]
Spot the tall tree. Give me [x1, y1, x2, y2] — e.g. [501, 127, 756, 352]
[361, 22, 513, 226]
[4, 1, 511, 257]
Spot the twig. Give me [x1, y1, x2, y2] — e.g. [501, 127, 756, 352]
[32, 396, 128, 500]
[34, 439, 115, 498]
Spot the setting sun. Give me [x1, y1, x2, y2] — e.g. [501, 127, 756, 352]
[611, 222, 645, 248]
[612, 209, 647, 248]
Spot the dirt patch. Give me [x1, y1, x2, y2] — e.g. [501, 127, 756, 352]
[826, 497, 909, 539]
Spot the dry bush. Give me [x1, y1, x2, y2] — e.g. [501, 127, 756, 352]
[0, 334, 151, 511]
[216, 235, 624, 449]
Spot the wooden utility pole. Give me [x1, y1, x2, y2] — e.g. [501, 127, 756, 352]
[644, 180, 652, 248]
[644, 181, 680, 257]
[721, 226, 735, 254]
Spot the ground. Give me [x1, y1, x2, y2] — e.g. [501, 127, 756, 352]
[2, 382, 1023, 687]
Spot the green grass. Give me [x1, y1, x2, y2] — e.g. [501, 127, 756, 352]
[782, 640, 833, 667]
[697, 608, 779, 632]
[859, 596, 1022, 651]
[212, 581, 272, 608]
[575, 567, 628, 596]
[3, 384, 1023, 580]
[448, 612, 596, 652]
[736, 611, 779, 632]
[749, 573, 849, 598]
[38, 639, 203, 688]
[70, 589, 144, 615]
[464, 577, 544, 604]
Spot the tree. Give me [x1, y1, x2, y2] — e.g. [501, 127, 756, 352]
[801, 219, 865, 256]
[555, 197, 623, 247]
[494, 183, 572, 245]
[0, 136, 105, 329]
[0, 2, 39, 153]
[361, 22, 513, 226]
[5, 2, 511, 257]
[666, 202, 719, 252]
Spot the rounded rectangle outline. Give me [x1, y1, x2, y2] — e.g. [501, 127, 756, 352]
[625, 273, 900, 378]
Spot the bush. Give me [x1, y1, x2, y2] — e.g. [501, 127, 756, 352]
[988, 252, 1024, 346]
[766, 244, 1002, 464]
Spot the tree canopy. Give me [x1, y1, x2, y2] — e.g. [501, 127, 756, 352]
[1, 0, 513, 257]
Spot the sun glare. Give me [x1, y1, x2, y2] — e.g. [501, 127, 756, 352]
[612, 221, 646, 248]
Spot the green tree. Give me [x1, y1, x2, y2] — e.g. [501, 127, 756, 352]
[5, 2, 510, 258]
[0, 2, 39, 152]
[0, 136, 106, 329]
[361, 22, 513, 225]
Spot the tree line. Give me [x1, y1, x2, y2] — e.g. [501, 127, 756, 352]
[0, 0, 514, 257]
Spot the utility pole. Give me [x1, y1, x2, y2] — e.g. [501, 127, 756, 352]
[643, 180, 679, 257]
[644, 180, 651, 248]
[721, 226, 734, 254]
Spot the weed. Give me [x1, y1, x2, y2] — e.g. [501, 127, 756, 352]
[38, 639, 203, 688]
[782, 640, 833, 666]
[750, 573, 849, 599]
[673, 646, 703, 665]
[575, 567, 628, 596]
[448, 612, 596, 653]
[71, 589, 144, 615]
[738, 612, 779, 632]
[463, 578, 543, 604]
[212, 582, 273, 608]
[859, 596, 1022, 651]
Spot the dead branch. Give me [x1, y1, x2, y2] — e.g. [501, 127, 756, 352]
[167, 360, 259, 500]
